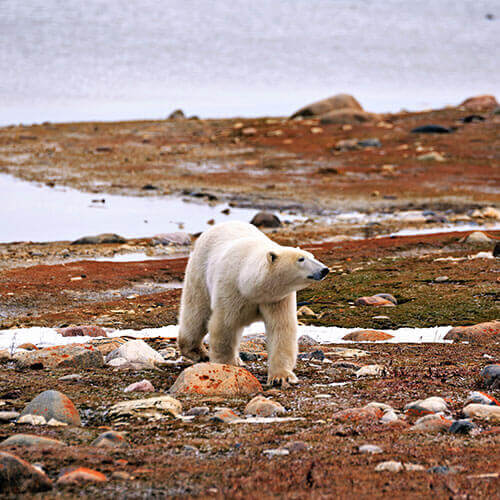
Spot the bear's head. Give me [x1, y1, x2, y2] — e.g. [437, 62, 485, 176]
[259, 246, 329, 301]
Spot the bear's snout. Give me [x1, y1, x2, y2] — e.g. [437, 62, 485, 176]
[309, 266, 329, 281]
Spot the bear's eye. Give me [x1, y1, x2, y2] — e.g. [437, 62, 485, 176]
[298, 257, 305, 263]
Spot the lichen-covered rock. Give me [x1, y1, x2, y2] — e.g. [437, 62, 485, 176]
[169, 363, 263, 396]
[343, 330, 394, 341]
[331, 406, 383, 423]
[91, 431, 129, 448]
[465, 391, 499, 406]
[57, 467, 107, 485]
[245, 396, 285, 417]
[1, 434, 66, 448]
[14, 344, 104, 370]
[410, 414, 454, 433]
[460, 95, 498, 111]
[19, 390, 81, 426]
[444, 321, 500, 342]
[211, 408, 239, 423]
[354, 296, 396, 307]
[0, 451, 52, 493]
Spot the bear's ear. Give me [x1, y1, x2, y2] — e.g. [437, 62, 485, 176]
[268, 251, 278, 264]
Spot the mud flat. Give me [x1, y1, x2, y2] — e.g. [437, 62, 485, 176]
[0, 104, 498, 498]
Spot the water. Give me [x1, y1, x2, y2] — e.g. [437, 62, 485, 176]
[1, 0, 498, 125]
[0, 173, 264, 242]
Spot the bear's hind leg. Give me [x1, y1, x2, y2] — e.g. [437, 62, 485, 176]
[208, 312, 244, 366]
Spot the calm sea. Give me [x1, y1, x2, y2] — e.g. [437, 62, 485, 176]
[0, 0, 498, 125]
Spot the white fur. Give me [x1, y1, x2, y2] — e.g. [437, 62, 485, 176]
[177, 221, 327, 385]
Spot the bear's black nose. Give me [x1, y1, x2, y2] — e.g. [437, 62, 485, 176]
[320, 267, 329, 279]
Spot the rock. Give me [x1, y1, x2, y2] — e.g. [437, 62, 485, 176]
[460, 114, 485, 123]
[297, 334, 318, 346]
[14, 344, 104, 370]
[343, 330, 394, 341]
[465, 231, 493, 244]
[411, 125, 451, 134]
[91, 431, 129, 448]
[20, 390, 80, 426]
[211, 408, 239, 423]
[106, 339, 164, 369]
[481, 365, 500, 389]
[410, 414, 454, 433]
[0, 349, 11, 361]
[250, 212, 281, 228]
[359, 444, 383, 454]
[417, 152, 445, 162]
[71, 233, 126, 245]
[0, 434, 66, 448]
[444, 321, 500, 342]
[185, 406, 210, 417]
[466, 391, 499, 406]
[297, 305, 316, 317]
[462, 404, 500, 423]
[169, 362, 262, 396]
[245, 396, 285, 417]
[284, 441, 308, 452]
[56, 325, 107, 337]
[354, 295, 396, 307]
[365, 402, 394, 412]
[124, 380, 155, 393]
[427, 465, 457, 475]
[152, 232, 191, 246]
[355, 365, 386, 377]
[291, 94, 363, 118]
[460, 95, 498, 111]
[471, 206, 500, 220]
[335, 139, 359, 151]
[375, 461, 403, 472]
[357, 138, 381, 148]
[0, 411, 20, 421]
[90, 338, 127, 356]
[449, 420, 477, 435]
[168, 109, 185, 120]
[494, 242, 500, 258]
[58, 373, 83, 382]
[57, 467, 107, 485]
[17, 343, 37, 350]
[404, 464, 425, 472]
[298, 349, 325, 361]
[380, 410, 400, 424]
[263, 448, 289, 457]
[331, 406, 383, 423]
[17, 415, 47, 425]
[405, 396, 448, 414]
[108, 396, 182, 419]
[320, 110, 379, 125]
[0, 451, 52, 493]
[241, 127, 257, 136]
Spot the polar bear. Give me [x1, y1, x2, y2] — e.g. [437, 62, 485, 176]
[177, 221, 329, 386]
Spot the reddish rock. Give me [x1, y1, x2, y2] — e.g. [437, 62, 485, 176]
[460, 95, 498, 111]
[320, 110, 379, 125]
[354, 296, 396, 307]
[14, 344, 104, 369]
[343, 330, 394, 341]
[19, 390, 81, 426]
[169, 363, 263, 396]
[291, 94, 363, 118]
[331, 406, 383, 423]
[57, 467, 107, 485]
[18, 343, 38, 350]
[444, 321, 500, 342]
[56, 325, 107, 337]
[410, 414, 453, 433]
[124, 380, 155, 393]
[0, 451, 52, 493]
[90, 338, 126, 355]
[211, 408, 239, 423]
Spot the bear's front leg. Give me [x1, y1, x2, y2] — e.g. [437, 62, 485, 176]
[259, 293, 298, 387]
[208, 311, 244, 367]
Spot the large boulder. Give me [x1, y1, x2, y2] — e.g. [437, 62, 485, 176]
[169, 362, 263, 396]
[0, 452, 53, 493]
[460, 95, 498, 111]
[1, 434, 66, 448]
[291, 94, 363, 118]
[444, 321, 500, 342]
[320, 109, 379, 125]
[19, 390, 81, 426]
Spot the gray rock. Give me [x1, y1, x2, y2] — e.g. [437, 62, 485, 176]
[449, 420, 476, 435]
[1, 434, 66, 448]
[19, 390, 81, 426]
[359, 444, 383, 454]
[0, 411, 20, 422]
[298, 334, 318, 346]
[71, 233, 126, 245]
[168, 109, 185, 120]
[481, 364, 500, 389]
[152, 232, 191, 246]
[250, 212, 281, 228]
[185, 406, 210, 417]
[0, 451, 53, 493]
[91, 431, 129, 448]
[357, 138, 381, 148]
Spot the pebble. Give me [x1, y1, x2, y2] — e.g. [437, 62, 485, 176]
[356, 365, 386, 377]
[19, 390, 81, 426]
[71, 233, 126, 245]
[263, 448, 289, 457]
[169, 362, 262, 396]
[359, 444, 383, 454]
[124, 380, 155, 393]
[91, 431, 130, 448]
[57, 467, 107, 485]
[106, 340, 165, 370]
[0, 451, 53, 493]
[434, 275, 449, 282]
[245, 396, 285, 417]
[284, 441, 308, 452]
[449, 419, 477, 435]
[58, 373, 83, 382]
[417, 152, 445, 162]
[0, 411, 20, 421]
[462, 404, 500, 423]
[375, 461, 403, 472]
[0, 434, 66, 448]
